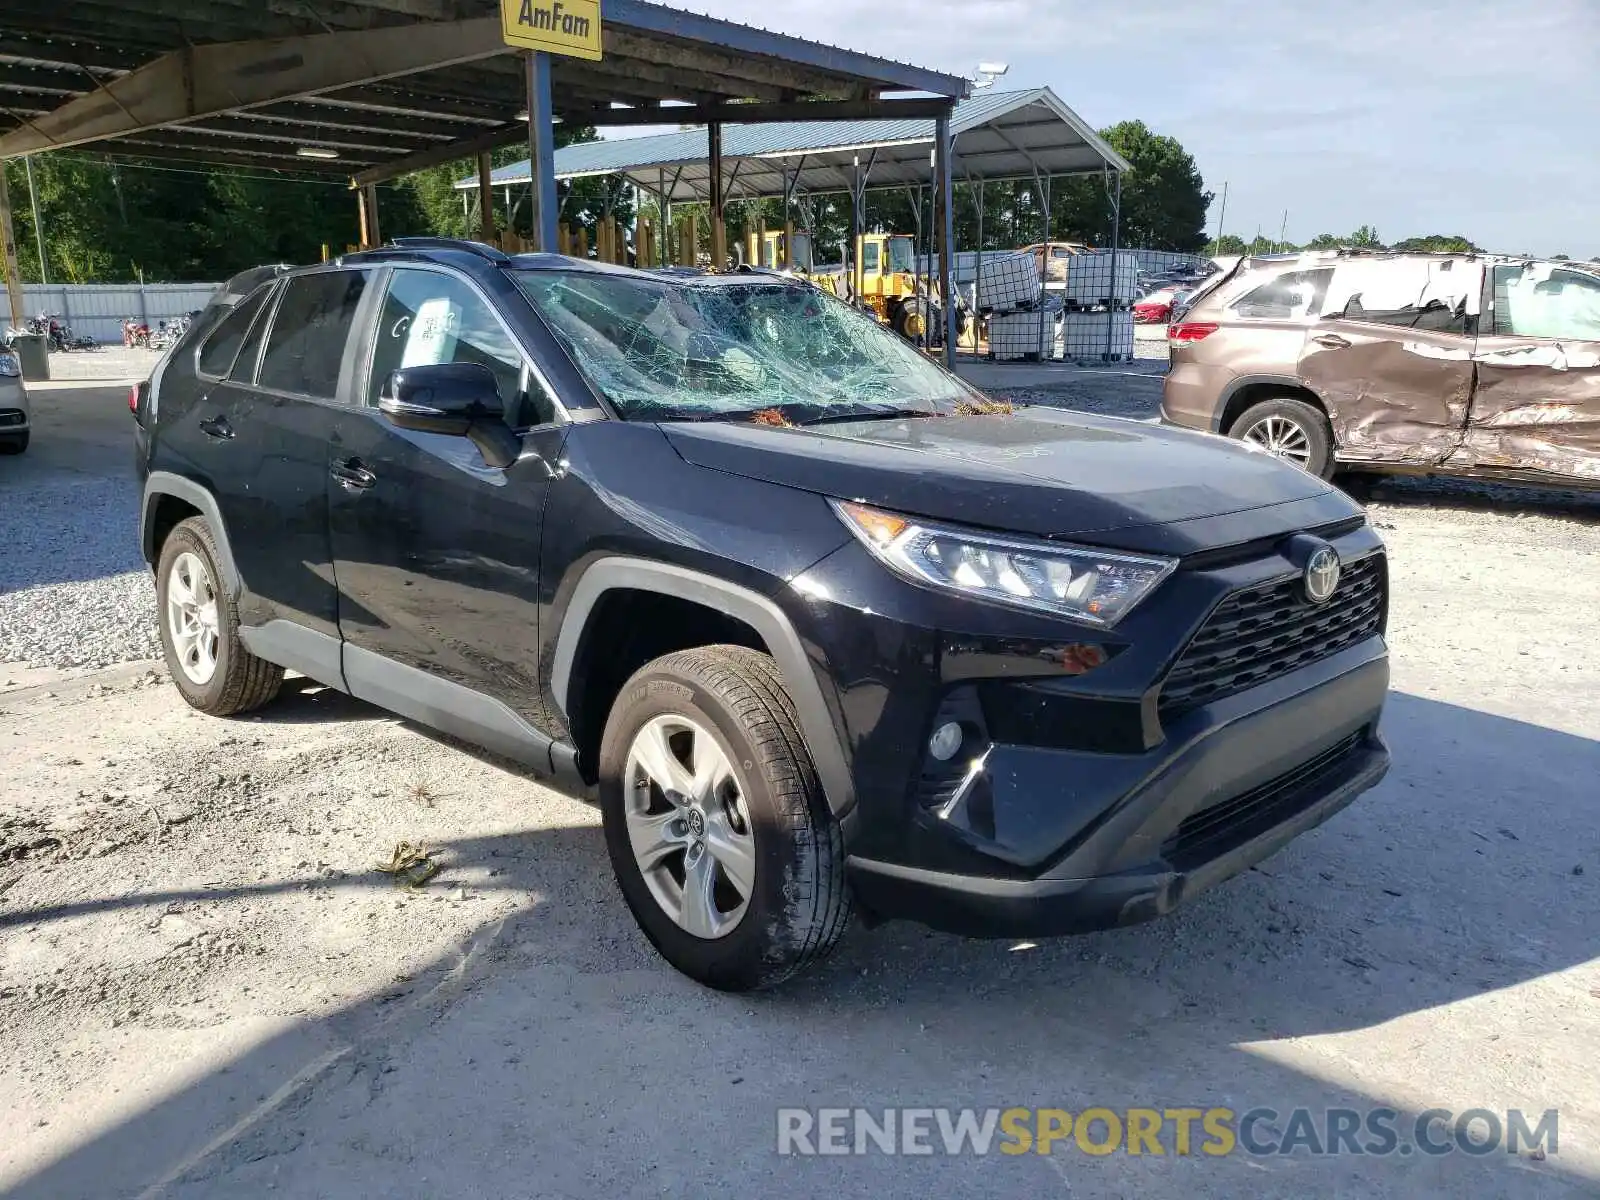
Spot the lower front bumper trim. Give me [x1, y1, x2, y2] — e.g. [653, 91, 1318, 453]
[847, 742, 1389, 938]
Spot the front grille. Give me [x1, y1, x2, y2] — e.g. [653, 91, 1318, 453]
[1161, 731, 1365, 868]
[1159, 553, 1385, 718]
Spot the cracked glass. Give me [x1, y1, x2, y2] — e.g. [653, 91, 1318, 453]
[511, 271, 976, 423]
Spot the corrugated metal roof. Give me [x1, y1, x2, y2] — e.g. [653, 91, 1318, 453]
[463, 88, 1129, 199]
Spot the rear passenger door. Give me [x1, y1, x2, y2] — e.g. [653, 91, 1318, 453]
[1298, 257, 1480, 465]
[1458, 263, 1600, 480]
[209, 267, 375, 638]
[327, 265, 568, 735]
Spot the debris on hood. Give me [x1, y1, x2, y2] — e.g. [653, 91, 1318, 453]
[953, 398, 1015, 416]
[750, 408, 797, 428]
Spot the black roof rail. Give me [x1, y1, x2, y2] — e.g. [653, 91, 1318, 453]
[388, 237, 511, 264]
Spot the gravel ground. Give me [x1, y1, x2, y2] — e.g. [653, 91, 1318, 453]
[0, 373, 1598, 1197]
[0, 359, 160, 671]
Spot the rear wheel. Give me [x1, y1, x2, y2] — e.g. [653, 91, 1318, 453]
[599, 645, 851, 991]
[156, 517, 283, 716]
[1229, 397, 1334, 479]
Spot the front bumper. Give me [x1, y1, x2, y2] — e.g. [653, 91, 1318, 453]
[847, 644, 1389, 937]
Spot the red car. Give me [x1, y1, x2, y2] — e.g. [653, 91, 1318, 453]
[1133, 286, 1186, 324]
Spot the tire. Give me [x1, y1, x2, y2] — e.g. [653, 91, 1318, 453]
[0, 432, 27, 454]
[1228, 396, 1334, 479]
[893, 297, 929, 341]
[599, 645, 851, 991]
[155, 516, 283, 716]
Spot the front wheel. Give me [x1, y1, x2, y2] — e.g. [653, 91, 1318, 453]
[1229, 397, 1334, 479]
[598, 645, 851, 991]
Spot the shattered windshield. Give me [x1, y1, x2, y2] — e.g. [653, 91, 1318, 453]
[511, 270, 975, 422]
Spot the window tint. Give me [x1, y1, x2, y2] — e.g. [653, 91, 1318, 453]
[367, 268, 550, 425]
[1231, 269, 1332, 321]
[257, 270, 370, 399]
[196, 287, 270, 378]
[1492, 264, 1600, 340]
[229, 287, 276, 384]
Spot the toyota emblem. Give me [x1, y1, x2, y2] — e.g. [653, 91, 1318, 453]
[1304, 547, 1341, 604]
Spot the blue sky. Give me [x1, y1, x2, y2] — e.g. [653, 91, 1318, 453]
[661, 0, 1599, 258]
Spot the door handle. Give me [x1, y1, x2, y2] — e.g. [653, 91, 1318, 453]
[198, 415, 234, 440]
[330, 458, 377, 492]
[1312, 333, 1351, 349]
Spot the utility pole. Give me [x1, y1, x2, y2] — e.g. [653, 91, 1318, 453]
[1277, 209, 1289, 254]
[1210, 180, 1228, 255]
[23, 157, 45, 284]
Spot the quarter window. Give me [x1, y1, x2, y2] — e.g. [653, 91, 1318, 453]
[1492, 264, 1600, 340]
[257, 270, 371, 399]
[196, 286, 270, 378]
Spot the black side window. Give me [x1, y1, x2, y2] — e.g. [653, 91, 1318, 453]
[196, 287, 269, 378]
[258, 270, 370, 399]
[229, 287, 276, 384]
[1232, 269, 1333, 320]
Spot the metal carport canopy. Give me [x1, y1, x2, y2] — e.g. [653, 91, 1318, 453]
[0, 0, 969, 176]
[461, 88, 1131, 201]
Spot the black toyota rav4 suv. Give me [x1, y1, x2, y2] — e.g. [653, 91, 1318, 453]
[134, 239, 1391, 990]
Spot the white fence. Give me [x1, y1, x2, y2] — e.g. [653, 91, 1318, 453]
[2, 283, 220, 346]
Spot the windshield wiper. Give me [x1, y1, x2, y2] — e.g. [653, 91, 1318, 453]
[797, 407, 941, 427]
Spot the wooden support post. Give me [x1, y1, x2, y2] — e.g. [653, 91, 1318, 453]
[575, 226, 589, 260]
[477, 151, 494, 244]
[0, 164, 26, 331]
[358, 183, 381, 249]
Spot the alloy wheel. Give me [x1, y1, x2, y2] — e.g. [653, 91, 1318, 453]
[624, 714, 756, 940]
[1241, 415, 1313, 467]
[166, 551, 220, 685]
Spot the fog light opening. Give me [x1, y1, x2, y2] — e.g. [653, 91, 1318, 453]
[928, 721, 964, 762]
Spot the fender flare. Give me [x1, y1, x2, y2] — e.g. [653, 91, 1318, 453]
[550, 557, 856, 820]
[141, 471, 241, 597]
[1215, 374, 1325, 432]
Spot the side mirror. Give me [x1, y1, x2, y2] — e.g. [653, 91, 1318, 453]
[379, 362, 503, 436]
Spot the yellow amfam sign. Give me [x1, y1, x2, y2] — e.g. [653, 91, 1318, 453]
[501, 0, 602, 60]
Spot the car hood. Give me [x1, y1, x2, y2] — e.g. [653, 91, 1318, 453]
[662, 407, 1359, 557]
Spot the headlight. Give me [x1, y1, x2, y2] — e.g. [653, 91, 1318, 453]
[832, 500, 1176, 627]
[0, 352, 19, 378]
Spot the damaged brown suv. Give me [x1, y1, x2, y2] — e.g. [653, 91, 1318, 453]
[1161, 250, 1600, 485]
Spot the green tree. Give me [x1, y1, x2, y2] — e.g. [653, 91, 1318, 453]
[1050, 121, 1211, 252]
[1390, 234, 1478, 253]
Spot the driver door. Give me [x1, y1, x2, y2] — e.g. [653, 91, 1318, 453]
[327, 265, 569, 737]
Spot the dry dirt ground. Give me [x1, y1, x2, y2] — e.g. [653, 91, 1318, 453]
[1, 363, 1597, 1199]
